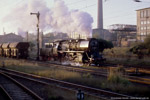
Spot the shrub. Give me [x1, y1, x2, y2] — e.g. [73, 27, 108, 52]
[97, 39, 114, 52]
[108, 66, 129, 86]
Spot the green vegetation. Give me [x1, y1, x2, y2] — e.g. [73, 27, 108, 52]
[105, 66, 130, 92]
[101, 66, 149, 96]
[103, 47, 150, 67]
[102, 35, 150, 66]
[98, 39, 114, 52]
[44, 87, 100, 100]
[130, 35, 150, 58]
[0, 59, 150, 96]
[0, 59, 100, 100]
[104, 47, 130, 57]
[41, 85, 75, 100]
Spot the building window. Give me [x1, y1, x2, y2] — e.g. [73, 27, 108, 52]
[141, 27, 143, 30]
[144, 10, 147, 17]
[141, 33, 143, 35]
[141, 21, 143, 24]
[140, 11, 144, 18]
[148, 10, 150, 17]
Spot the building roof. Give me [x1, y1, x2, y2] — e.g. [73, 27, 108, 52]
[136, 7, 150, 11]
[0, 33, 23, 43]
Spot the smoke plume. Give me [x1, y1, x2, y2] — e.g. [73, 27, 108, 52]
[3, 0, 93, 38]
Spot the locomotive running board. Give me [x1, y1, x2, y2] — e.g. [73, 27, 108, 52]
[58, 51, 84, 53]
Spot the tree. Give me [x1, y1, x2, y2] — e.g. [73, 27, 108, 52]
[130, 35, 150, 58]
[98, 39, 114, 52]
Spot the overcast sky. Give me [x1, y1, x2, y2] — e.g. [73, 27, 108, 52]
[0, 0, 150, 35]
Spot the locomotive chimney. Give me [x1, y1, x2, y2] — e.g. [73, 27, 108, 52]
[97, 0, 103, 29]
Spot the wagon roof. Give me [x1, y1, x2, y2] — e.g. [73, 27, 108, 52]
[2, 43, 10, 48]
[9, 42, 29, 49]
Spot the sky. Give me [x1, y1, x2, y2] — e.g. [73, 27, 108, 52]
[0, 0, 150, 35]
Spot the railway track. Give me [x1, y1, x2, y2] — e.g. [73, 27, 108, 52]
[1, 57, 150, 85]
[0, 72, 42, 100]
[28, 60, 150, 85]
[0, 68, 132, 100]
[0, 85, 12, 100]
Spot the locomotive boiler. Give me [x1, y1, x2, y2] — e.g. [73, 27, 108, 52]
[40, 38, 105, 65]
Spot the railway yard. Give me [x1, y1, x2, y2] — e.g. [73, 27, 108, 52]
[1, 0, 150, 99]
[0, 57, 150, 100]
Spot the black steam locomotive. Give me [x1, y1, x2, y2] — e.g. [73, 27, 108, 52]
[0, 38, 105, 65]
[40, 38, 105, 65]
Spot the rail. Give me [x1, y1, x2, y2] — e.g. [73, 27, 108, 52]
[0, 68, 132, 100]
[0, 72, 42, 100]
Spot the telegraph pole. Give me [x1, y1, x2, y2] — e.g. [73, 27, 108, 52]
[30, 11, 40, 60]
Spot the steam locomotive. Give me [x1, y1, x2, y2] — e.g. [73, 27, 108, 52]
[40, 38, 105, 65]
[0, 38, 105, 65]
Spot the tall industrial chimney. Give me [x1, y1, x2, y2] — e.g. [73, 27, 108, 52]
[97, 0, 103, 29]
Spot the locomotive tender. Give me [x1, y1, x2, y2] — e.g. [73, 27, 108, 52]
[40, 38, 105, 65]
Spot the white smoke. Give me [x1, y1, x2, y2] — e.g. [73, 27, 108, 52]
[2, 0, 93, 37]
[18, 28, 26, 37]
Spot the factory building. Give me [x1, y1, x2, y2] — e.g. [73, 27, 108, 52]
[137, 7, 150, 41]
[108, 24, 137, 47]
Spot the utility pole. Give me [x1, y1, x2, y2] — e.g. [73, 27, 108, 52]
[30, 11, 40, 60]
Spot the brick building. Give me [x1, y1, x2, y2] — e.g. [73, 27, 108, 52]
[137, 7, 150, 41]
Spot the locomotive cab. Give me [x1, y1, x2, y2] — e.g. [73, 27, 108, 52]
[40, 43, 53, 60]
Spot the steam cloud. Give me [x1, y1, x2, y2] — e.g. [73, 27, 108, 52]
[3, 0, 93, 38]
